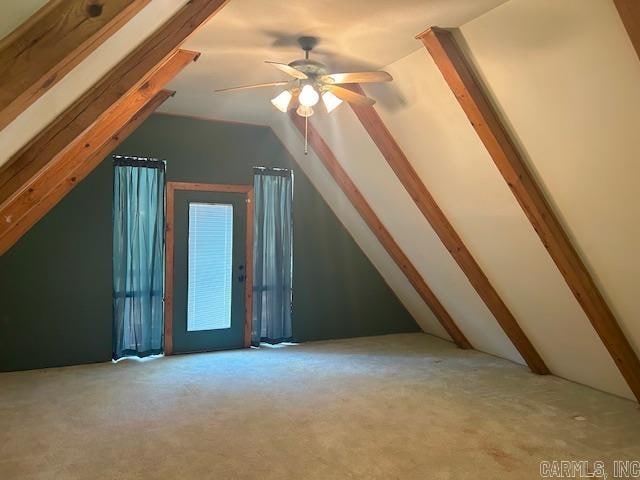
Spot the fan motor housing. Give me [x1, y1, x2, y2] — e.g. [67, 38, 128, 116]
[288, 59, 328, 77]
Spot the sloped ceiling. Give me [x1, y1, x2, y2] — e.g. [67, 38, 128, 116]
[160, 0, 509, 124]
[1, 0, 638, 400]
[0, 0, 191, 164]
[0, 0, 507, 162]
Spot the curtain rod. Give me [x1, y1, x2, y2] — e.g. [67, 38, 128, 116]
[113, 155, 165, 169]
[253, 166, 293, 177]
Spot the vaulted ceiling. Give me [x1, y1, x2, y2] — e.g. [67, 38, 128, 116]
[0, 0, 508, 162]
[161, 0, 508, 124]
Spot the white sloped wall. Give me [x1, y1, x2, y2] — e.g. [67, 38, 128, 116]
[294, 105, 526, 365]
[270, 0, 636, 399]
[348, 0, 635, 398]
[271, 118, 450, 340]
[361, 47, 629, 398]
[270, 0, 640, 400]
[456, 0, 640, 397]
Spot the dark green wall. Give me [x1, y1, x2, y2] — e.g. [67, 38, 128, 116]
[0, 114, 418, 371]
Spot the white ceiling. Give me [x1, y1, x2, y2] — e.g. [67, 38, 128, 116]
[161, 0, 509, 125]
[0, 0, 507, 126]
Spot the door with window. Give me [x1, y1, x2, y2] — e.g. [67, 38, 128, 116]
[166, 183, 252, 354]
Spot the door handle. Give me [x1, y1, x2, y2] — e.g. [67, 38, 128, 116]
[238, 264, 245, 283]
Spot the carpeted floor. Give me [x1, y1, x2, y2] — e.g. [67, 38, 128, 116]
[1, 333, 638, 479]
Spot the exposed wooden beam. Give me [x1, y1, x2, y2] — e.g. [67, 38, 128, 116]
[0, 0, 231, 253]
[290, 112, 472, 349]
[0, 47, 195, 206]
[613, 0, 640, 60]
[0, 0, 230, 205]
[0, 50, 196, 255]
[1, 90, 174, 254]
[66, 90, 175, 191]
[346, 84, 547, 374]
[419, 26, 640, 398]
[0, 0, 150, 130]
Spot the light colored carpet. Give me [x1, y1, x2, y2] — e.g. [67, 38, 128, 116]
[1, 333, 638, 479]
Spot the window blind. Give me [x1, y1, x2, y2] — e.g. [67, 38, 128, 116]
[187, 203, 233, 331]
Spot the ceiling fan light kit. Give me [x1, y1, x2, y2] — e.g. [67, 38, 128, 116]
[298, 84, 320, 107]
[321, 91, 342, 113]
[296, 104, 314, 118]
[215, 36, 393, 153]
[271, 90, 293, 112]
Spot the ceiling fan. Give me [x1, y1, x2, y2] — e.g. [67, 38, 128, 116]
[214, 36, 392, 118]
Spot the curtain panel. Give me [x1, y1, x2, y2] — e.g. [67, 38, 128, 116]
[112, 156, 166, 359]
[252, 167, 294, 346]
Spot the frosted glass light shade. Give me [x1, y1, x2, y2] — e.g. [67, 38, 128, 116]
[296, 105, 314, 117]
[271, 90, 293, 112]
[322, 91, 343, 113]
[299, 84, 319, 107]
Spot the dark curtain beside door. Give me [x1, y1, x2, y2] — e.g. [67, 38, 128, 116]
[112, 156, 165, 359]
[252, 167, 294, 346]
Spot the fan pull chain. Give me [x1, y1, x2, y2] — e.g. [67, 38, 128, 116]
[304, 115, 308, 155]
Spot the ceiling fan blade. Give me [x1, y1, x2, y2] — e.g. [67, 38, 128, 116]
[326, 85, 376, 106]
[320, 71, 392, 84]
[215, 81, 290, 93]
[265, 61, 308, 79]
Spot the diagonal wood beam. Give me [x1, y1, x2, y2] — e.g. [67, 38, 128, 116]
[613, 0, 640, 60]
[0, 0, 230, 205]
[346, 84, 548, 375]
[68, 90, 175, 191]
[0, 50, 196, 256]
[290, 112, 472, 349]
[2, 90, 174, 254]
[0, 0, 228, 254]
[418, 26, 640, 399]
[0, 0, 150, 131]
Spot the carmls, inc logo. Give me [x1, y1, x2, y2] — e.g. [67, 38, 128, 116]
[540, 460, 640, 478]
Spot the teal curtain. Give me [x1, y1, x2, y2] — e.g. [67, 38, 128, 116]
[252, 167, 293, 346]
[112, 156, 165, 359]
